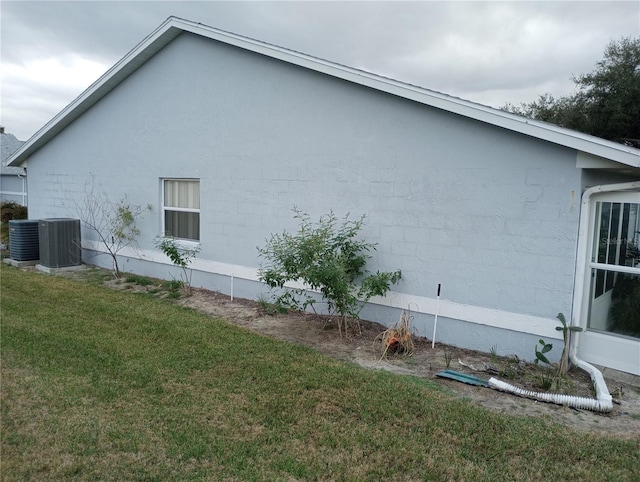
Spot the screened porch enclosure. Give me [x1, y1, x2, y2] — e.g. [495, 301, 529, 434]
[587, 199, 640, 339]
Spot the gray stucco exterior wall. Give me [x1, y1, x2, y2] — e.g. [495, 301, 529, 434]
[23, 32, 590, 359]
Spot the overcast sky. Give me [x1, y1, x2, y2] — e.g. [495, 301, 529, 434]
[1, 1, 638, 141]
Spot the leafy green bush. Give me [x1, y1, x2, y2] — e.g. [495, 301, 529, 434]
[258, 208, 401, 335]
[257, 294, 289, 316]
[155, 236, 200, 295]
[0, 201, 28, 244]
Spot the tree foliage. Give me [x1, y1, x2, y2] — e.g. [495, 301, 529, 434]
[504, 37, 640, 145]
[258, 209, 402, 335]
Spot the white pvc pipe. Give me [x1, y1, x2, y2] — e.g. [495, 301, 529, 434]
[431, 284, 441, 348]
[566, 356, 613, 411]
[19, 171, 27, 207]
[230, 273, 234, 301]
[488, 378, 612, 412]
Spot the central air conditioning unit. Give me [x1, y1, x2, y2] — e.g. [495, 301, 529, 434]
[38, 218, 82, 268]
[8, 219, 40, 261]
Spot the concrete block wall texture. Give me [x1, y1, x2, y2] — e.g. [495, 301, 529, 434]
[25, 31, 595, 357]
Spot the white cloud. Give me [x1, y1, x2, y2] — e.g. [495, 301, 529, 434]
[1, 1, 638, 139]
[1, 55, 109, 140]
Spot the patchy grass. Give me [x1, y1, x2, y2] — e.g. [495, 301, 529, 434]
[1, 264, 638, 481]
[124, 273, 154, 286]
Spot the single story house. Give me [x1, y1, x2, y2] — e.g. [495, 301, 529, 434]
[8, 17, 640, 375]
[1, 129, 27, 205]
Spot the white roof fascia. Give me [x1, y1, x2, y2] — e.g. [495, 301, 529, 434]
[8, 16, 640, 169]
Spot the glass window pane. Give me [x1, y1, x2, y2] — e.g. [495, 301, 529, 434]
[591, 202, 602, 263]
[164, 180, 200, 209]
[164, 211, 200, 241]
[589, 269, 640, 339]
[610, 273, 640, 338]
[596, 202, 611, 264]
[594, 202, 640, 268]
[623, 203, 640, 268]
[164, 180, 176, 208]
[605, 270, 615, 292]
[595, 269, 605, 298]
[606, 203, 621, 265]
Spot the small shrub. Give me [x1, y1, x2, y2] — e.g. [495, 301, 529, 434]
[155, 236, 200, 295]
[498, 356, 521, 380]
[376, 310, 414, 359]
[531, 313, 584, 390]
[538, 368, 555, 391]
[443, 349, 453, 369]
[76, 180, 151, 277]
[500, 364, 517, 380]
[257, 295, 288, 316]
[0, 201, 28, 244]
[258, 208, 401, 336]
[164, 279, 184, 291]
[490, 345, 498, 363]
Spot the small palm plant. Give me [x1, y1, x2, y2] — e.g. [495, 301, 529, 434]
[533, 313, 583, 386]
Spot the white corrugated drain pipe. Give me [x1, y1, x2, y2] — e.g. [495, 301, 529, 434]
[487, 377, 612, 412]
[489, 181, 640, 413]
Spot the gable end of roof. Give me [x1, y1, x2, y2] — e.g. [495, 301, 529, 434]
[8, 16, 640, 169]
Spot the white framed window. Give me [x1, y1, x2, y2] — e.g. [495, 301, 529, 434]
[162, 179, 200, 241]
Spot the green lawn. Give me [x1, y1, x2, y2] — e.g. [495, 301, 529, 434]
[1, 264, 638, 481]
